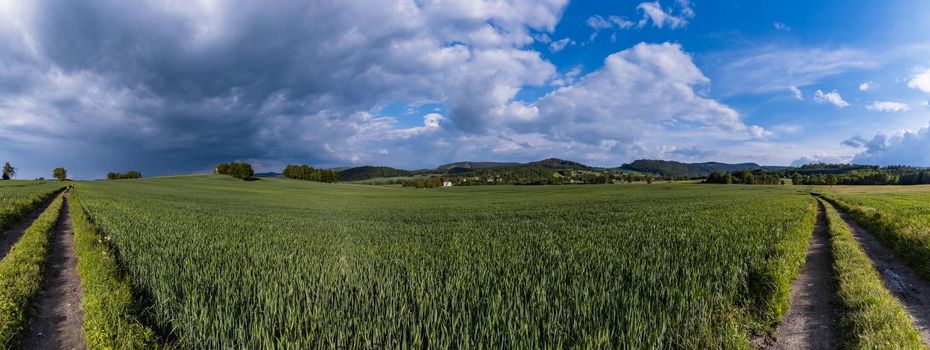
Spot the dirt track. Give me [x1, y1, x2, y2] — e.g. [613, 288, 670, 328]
[20, 193, 85, 350]
[760, 201, 837, 349]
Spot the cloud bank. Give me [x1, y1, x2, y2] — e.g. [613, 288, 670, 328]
[848, 122, 930, 166]
[0, 0, 779, 178]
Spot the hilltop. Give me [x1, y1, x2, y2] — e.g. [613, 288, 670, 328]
[336, 158, 798, 181]
[619, 159, 789, 178]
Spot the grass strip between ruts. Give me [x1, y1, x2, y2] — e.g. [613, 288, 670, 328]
[0, 193, 64, 347]
[820, 198, 926, 350]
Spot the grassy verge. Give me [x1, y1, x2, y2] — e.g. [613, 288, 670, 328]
[820, 199, 926, 349]
[70, 190, 159, 349]
[0, 186, 64, 231]
[0, 193, 63, 347]
[821, 193, 930, 281]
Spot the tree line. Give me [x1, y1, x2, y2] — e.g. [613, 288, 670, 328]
[704, 170, 784, 185]
[791, 170, 930, 185]
[703, 165, 930, 186]
[2, 162, 68, 181]
[215, 162, 254, 180]
[107, 171, 143, 180]
[282, 165, 339, 183]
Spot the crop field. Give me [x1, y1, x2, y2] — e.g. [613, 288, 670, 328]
[824, 186, 930, 278]
[73, 176, 817, 348]
[0, 181, 64, 230]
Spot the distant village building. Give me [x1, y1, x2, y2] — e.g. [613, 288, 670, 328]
[442, 181, 453, 187]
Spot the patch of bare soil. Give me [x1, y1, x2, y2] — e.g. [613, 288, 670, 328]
[757, 201, 837, 349]
[20, 194, 85, 350]
[832, 203, 930, 345]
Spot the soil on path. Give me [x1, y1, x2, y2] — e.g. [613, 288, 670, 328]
[0, 195, 59, 259]
[761, 201, 837, 349]
[830, 202, 930, 345]
[20, 193, 85, 350]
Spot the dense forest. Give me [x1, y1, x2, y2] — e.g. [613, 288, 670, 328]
[703, 163, 930, 186]
[282, 165, 339, 183]
[338, 166, 414, 181]
[106, 171, 142, 180]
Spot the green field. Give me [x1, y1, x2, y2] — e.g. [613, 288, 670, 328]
[74, 176, 816, 348]
[0, 181, 64, 230]
[824, 186, 930, 279]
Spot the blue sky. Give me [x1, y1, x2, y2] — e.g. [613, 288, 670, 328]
[1, 0, 930, 179]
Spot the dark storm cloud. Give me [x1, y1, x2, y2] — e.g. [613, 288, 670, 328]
[0, 0, 577, 178]
[0, 0, 768, 179]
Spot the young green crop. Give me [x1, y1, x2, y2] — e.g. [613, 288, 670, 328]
[0, 193, 63, 347]
[77, 176, 815, 348]
[823, 188, 930, 280]
[0, 181, 64, 230]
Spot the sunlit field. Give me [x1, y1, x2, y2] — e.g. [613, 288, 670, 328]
[75, 176, 815, 348]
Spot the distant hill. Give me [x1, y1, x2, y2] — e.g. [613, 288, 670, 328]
[338, 158, 788, 181]
[437, 161, 520, 172]
[620, 159, 778, 178]
[527, 158, 592, 170]
[338, 158, 593, 181]
[338, 166, 413, 181]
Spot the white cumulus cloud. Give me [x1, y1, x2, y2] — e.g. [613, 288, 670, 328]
[636, 1, 693, 29]
[850, 123, 930, 166]
[549, 38, 573, 52]
[506, 42, 766, 146]
[791, 153, 850, 166]
[814, 89, 849, 107]
[789, 85, 803, 100]
[909, 68, 930, 93]
[859, 81, 873, 91]
[865, 101, 911, 112]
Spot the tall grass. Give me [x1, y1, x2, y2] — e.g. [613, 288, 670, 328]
[70, 190, 159, 349]
[78, 177, 815, 348]
[820, 199, 925, 349]
[0, 193, 63, 347]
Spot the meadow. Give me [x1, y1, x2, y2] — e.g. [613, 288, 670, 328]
[75, 176, 816, 348]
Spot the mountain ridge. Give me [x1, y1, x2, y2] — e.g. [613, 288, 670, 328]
[337, 158, 791, 181]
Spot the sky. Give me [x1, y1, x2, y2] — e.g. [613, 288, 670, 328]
[1, 0, 930, 179]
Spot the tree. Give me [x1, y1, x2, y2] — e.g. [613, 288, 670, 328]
[2, 162, 14, 180]
[53, 167, 68, 181]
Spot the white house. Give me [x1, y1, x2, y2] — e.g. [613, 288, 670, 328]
[442, 181, 453, 187]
